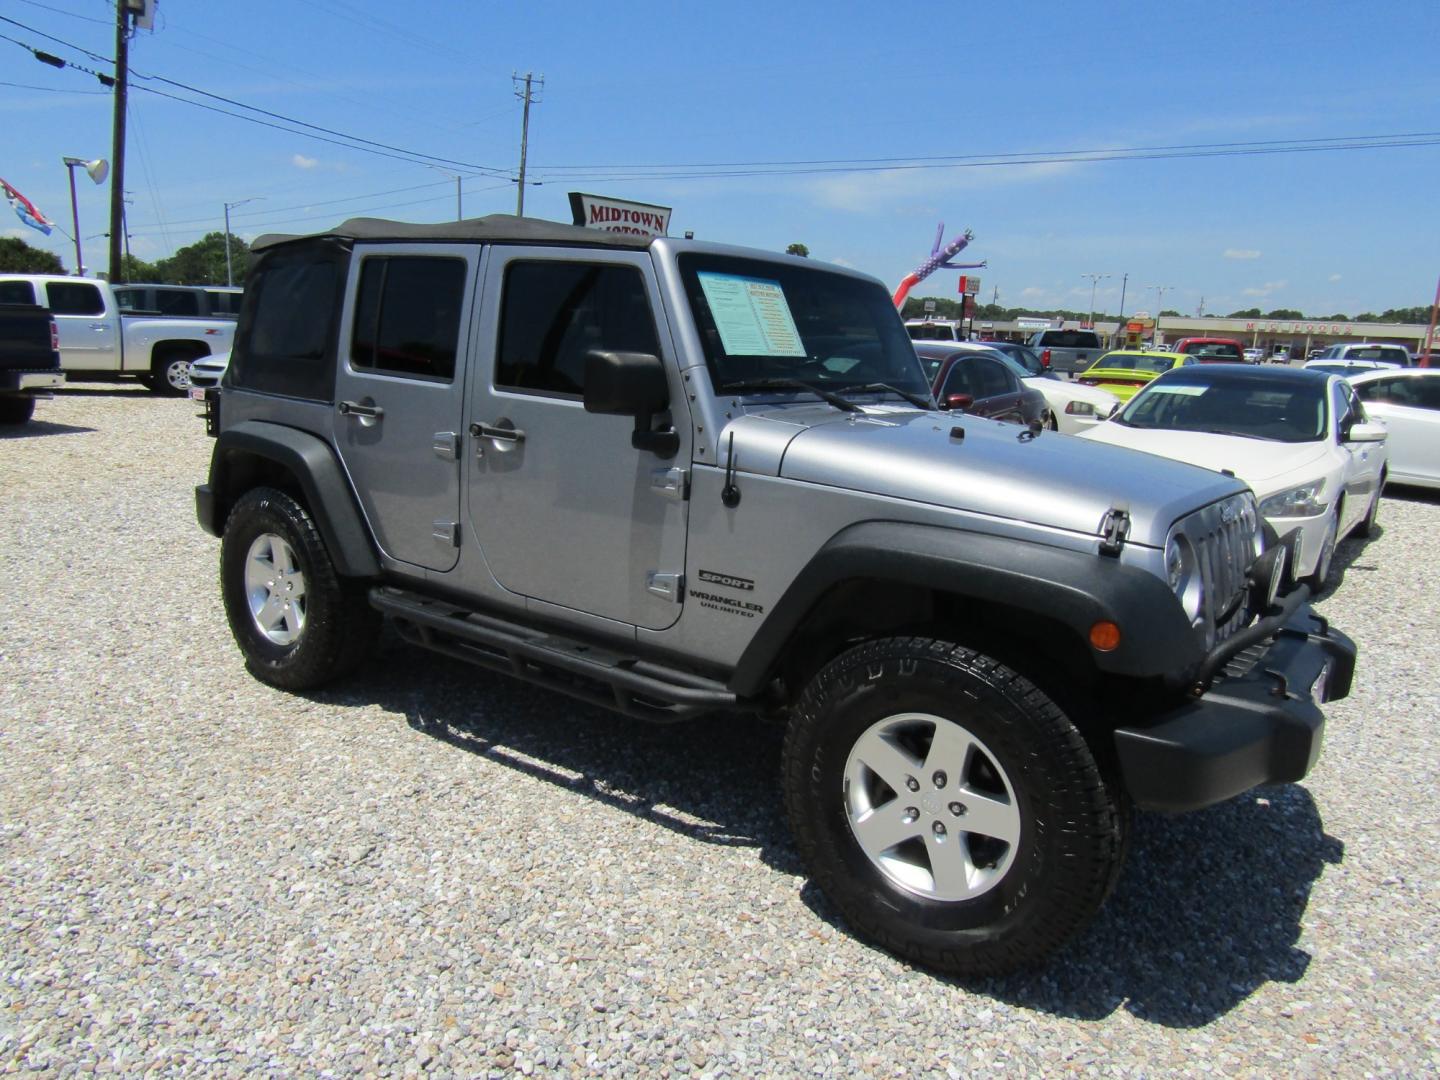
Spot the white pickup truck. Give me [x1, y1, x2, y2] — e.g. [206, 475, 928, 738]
[0, 274, 235, 395]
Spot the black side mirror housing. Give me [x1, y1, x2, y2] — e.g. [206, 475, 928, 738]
[583, 350, 678, 457]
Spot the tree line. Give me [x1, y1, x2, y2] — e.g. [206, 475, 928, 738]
[900, 295, 1433, 325]
[0, 232, 250, 285]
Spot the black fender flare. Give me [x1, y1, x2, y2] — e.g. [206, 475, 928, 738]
[729, 521, 1200, 695]
[196, 419, 379, 578]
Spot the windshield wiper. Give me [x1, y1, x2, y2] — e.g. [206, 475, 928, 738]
[838, 382, 935, 410]
[717, 378, 862, 413]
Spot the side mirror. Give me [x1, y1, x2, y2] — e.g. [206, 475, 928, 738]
[943, 392, 975, 412]
[1345, 420, 1387, 444]
[583, 350, 678, 457]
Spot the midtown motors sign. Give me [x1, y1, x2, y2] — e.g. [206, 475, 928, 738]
[569, 192, 672, 238]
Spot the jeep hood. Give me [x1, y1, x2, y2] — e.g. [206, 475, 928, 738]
[722, 404, 1245, 546]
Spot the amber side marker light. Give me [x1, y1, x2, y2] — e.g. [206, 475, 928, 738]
[1089, 621, 1122, 652]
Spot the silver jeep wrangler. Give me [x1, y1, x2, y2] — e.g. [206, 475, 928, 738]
[196, 215, 1355, 976]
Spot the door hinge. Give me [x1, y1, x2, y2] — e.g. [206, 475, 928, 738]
[432, 520, 461, 547]
[432, 432, 460, 460]
[650, 466, 690, 501]
[646, 571, 684, 602]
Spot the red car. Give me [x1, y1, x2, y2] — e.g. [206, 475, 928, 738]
[914, 343, 1049, 426]
[1171, 337, 1247, 363]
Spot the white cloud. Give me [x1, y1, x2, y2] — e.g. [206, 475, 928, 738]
[292, 154, 319, 170]
[1020, 286, 1049, 299]
[1328, 273, 1342, 282]
[807, 160, 1077, 213]
[1242, 280, 1288, 298]
[1224, 248, 1262, 260]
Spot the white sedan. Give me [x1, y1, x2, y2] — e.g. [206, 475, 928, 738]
[1349, 368, 1440, 489]
[920, 341, 1120, 433]
[1079, 364, 1387, 590]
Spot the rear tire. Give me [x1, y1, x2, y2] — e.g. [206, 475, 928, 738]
[149, 350, 195, 396]
[221, 487, 380, 690]
[0, 396, 36, 425]
[783, 636, 1127, 977]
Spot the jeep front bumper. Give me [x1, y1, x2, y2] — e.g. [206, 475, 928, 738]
[1113, 604, 1355, 813]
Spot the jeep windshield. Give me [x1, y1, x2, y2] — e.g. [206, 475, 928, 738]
[678, 253, 930, 403]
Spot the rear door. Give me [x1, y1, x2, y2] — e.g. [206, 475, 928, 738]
[45, 280, 119, 371]
[331, 244, 478, 573]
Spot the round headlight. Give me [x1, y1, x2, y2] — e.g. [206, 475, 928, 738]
[1165, 534, 1204, 623]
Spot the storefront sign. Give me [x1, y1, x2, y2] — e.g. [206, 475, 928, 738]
[569, 192, 672, 238]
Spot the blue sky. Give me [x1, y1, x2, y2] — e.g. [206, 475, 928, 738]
[3, 0, 1437, 317]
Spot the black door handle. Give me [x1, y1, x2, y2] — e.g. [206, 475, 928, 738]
[470, 421, 525, 443]
[338, 400, 384, 419]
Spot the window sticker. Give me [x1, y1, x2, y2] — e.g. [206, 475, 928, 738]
[697, 272, 805, 357]
[1144, 384, 1208, 396]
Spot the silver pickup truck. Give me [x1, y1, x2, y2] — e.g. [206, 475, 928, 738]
[1026, 327, 1104, 375]
[0, 274, 235, 395]
[196, 215, 1354, 977]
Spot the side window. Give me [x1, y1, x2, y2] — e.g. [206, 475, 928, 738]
[231, 242, 347, 400]
[155, 289, 201, 317]
[45, 282, 105, 316]
[0, 281, 36, 304]
[496, 261, 659, 395]
[113, 287, 145, 312]
[972, 356, 1015, 397]
[350, 256, 466, 381]
[940, 360, 976, 399]
[205, 291, 242, 316]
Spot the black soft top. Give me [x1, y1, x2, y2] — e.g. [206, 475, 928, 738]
[251, 214, 654, 253]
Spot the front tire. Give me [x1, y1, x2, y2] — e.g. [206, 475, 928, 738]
[221, 487, 379, 690]
[783, 637, 1126, 977]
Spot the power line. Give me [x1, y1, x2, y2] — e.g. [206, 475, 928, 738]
[0, 14, 511, 175]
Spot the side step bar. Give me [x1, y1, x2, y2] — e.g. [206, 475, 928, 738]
[371, 586, 749, 722]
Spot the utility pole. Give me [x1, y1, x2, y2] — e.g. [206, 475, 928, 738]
[1081, 273, 1110, 330]
[512, 72, 543, 216]
[1117, 272, 1129, 320]
[1147, 284, 1175, 346]
[108, 0, 131, 283]
[224, 198, 262, 286]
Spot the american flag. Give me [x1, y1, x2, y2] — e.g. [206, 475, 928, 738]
[0, 177, 54, 236]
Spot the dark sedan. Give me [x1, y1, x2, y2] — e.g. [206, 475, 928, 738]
[914, 343, 1050, 426]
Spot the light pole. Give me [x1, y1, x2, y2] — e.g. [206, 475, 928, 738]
[1081, 273, 1110, 330]
[424, 167, 464, 221]
[224, 198, 263, 286]
[62, 157, 108, 276]
[1147, 284, 1175, 346]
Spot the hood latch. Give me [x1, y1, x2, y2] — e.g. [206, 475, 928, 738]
[1099, 508, 1131, 557]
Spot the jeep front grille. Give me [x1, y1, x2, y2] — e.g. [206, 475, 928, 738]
[1181, 492, 1261, 647]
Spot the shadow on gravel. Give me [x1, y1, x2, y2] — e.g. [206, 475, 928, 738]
[0, 419, 96, 439]
[969, 786, 1343, 1027]
[332, 637, 801, 869]
[336, 635, 1341, 1027]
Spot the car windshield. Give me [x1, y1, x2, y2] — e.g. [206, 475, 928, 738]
[1093, 352, 1174, 373]
[1115, 373, 1328, 442]
[681, 254, 929, 398]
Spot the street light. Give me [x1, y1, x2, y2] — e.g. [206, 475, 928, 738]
[61, 156, 108, 276]
[223, 198, 264, 286]
[1147, 284, 1175, 345]
[1081, 273, 1110, 330]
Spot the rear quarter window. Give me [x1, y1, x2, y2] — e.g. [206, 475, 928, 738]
[45, 281, 105, 316]
[0, 281, 37, 305]
[230, 241, 348, 400]
[1040, 330, 1101, 348]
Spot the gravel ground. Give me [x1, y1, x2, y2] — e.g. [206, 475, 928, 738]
[2, 385, 1438, 1077]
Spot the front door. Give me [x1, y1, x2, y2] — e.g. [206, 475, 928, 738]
[332, 244, 478, 573]
[465, 247, 690, 631]
[45, 279, 119, 371]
